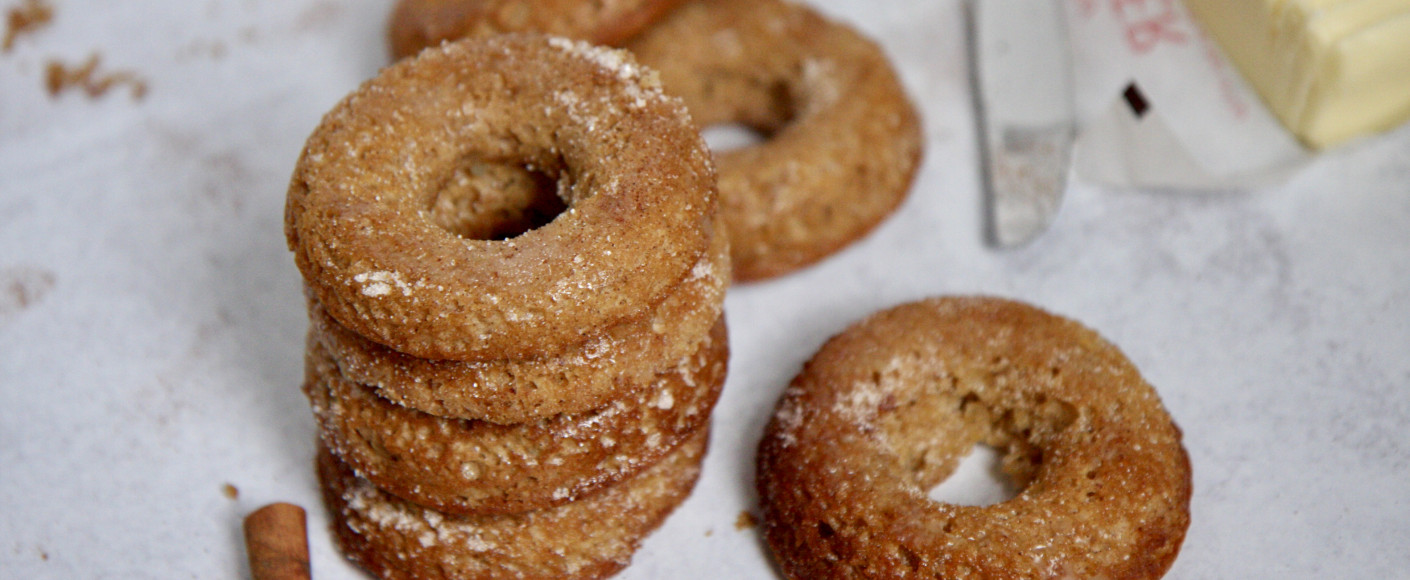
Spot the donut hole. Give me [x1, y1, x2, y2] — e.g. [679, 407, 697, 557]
[426, 155, 568, 241]
[926, 443, 1020, 507]
[875, 376, 1079, 508]
[691, 73, 803, 154]
[701, 123, 768, 153]
[879, 391, 1028, 507]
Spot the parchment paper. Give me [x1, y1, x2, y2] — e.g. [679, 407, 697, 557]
[1065, 0, 1312, 190]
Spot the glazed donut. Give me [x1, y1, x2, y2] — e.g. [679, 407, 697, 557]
[285, 34, 716, 361]
[626, 0, 923, 282]
[304, 318, 726, 515]
[756, 297, 1192, 579]
[310, 225, 728, 424]
[388, 0, 688, 60]
[319, 429, 708, 580]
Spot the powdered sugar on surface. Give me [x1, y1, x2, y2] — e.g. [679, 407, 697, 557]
[546, 36, 665, 109]
[353, 270, 413, 297]
[653, 387, 675, 411]
[546, 37, 641, 84]
[347, 478, 495, 552]
[771, 390, 807, 448]
[834, 379, 884, 427]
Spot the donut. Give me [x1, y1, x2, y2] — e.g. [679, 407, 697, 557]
[756, 297, 1192, 579]
[309, 224, 728, 424]
[285, 34, 717, 361]
[304, 317, 726, 515]
[626, 0, 923, 282]
[319, 429, 708, 580]
[387, 0, 688, 60]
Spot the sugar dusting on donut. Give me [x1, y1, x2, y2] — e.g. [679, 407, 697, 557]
[834, 380, 884, 426]
[770, 388, 806, 448]
[798, 58, 842, 114]
[545, 37, 639, 81]
[546, 36, 666, 111]
[353, 271, 413, 297]
[346, 480, 498, 553]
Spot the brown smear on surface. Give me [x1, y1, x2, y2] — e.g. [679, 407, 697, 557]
[2, 0, 53, 53]
[45, 53, 148, 100]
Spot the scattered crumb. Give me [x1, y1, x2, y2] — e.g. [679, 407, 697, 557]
[735, 510, 758, 531]
[704, 528, 713, 537]
[38, 546, 48, 561]
[222, 483, 239, 500]
[0, 265, 56, 323]
[45, 52, 148, 101]
[2, 0, 52, 53]
[4, 2, 151, 102]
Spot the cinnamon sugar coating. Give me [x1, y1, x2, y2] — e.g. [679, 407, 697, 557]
[285, 34, 716, 361]
[310, 226, 728, 424]
[320, 430, 708, 580]
[626, 0, 923, 282]
[305, 318, 726, 515]
[387, 0, 687, 60]
[756, 296, 1192, 579]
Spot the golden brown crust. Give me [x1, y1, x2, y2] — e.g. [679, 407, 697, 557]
[319, 429, 708, 580]
[285, 34, 716, 361]
[305, 318, 727, 515]
[387, 0, 689, 60]
[756, 296, 1192, 579]
[311, 226, 728, 424]
[626, 0, 923, 282]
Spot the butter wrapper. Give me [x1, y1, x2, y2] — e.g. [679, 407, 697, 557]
[1064, 0, 1310, 190]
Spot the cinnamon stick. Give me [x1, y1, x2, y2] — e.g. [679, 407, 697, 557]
[243, 502, 311, 580]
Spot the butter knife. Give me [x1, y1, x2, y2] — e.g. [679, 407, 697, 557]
[969, 0, 1076, 248]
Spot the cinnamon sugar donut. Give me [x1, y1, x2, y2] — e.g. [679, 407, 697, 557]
[285, 34, 716, 361]
[310, 225, 728, 424]
[304, 318, 726, 515]
[756, 297, 1192, 579]
[627, 0, 923, 282]
[388, 0, 687, 60]
[319, 429, 708, 580]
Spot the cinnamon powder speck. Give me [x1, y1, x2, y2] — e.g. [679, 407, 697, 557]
[2, 0, 52, 53]
[44, 52, 148, 100]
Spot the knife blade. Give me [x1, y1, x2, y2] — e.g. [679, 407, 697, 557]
[969, 0, 1076, 248]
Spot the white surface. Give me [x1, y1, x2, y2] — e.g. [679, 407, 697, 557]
[1, 1, 1408, 578]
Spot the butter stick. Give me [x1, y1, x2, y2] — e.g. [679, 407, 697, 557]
[1184, 0, 1410, 148]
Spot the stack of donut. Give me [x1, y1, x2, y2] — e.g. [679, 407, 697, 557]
[388, 0, 924, 282]
[285, 34, 728, 579]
